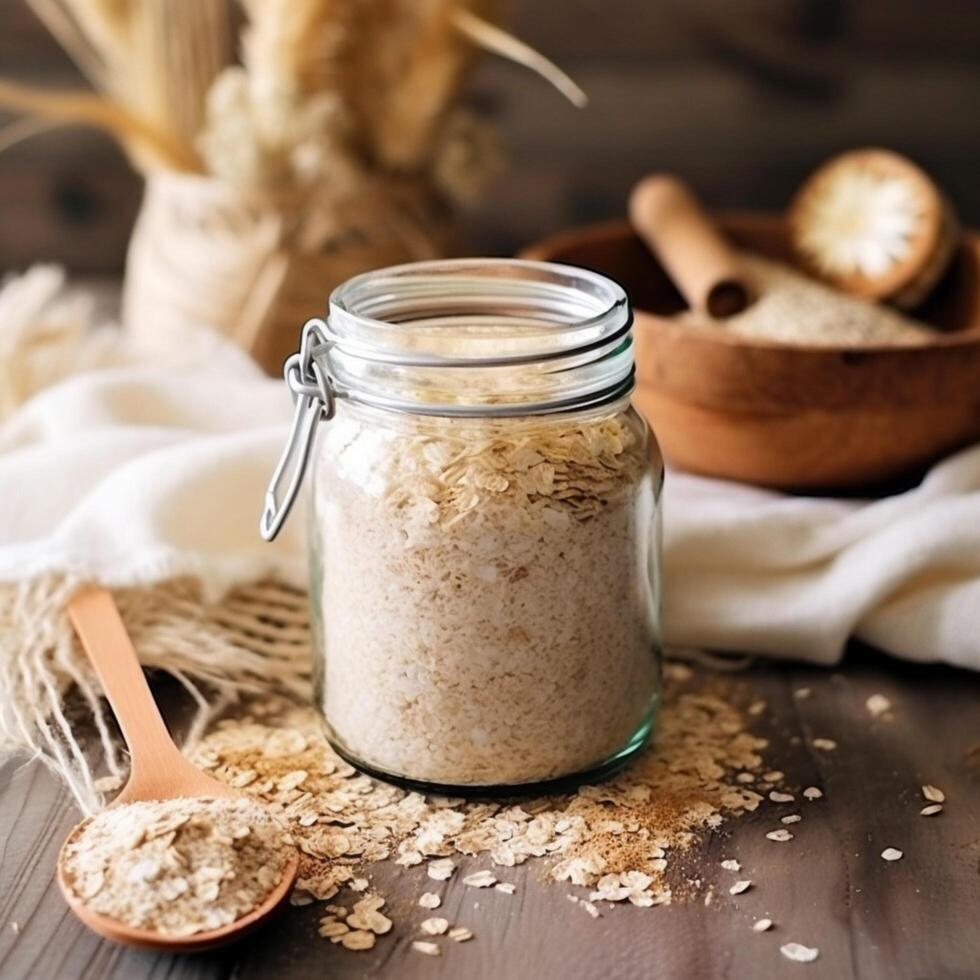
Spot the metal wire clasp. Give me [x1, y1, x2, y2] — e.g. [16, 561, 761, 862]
[260, 318, 335, 541]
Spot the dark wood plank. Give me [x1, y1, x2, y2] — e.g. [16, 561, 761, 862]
[2, 648, 977, 980]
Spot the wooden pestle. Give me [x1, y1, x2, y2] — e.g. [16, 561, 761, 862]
[629, 174, 751, 318]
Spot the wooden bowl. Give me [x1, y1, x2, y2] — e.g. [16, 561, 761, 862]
[522, 213, 980, 490]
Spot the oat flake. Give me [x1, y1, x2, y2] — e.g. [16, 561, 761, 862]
[920, 804, 943, 817]
[922, 785, 945, 803]
[729, 880, 752, 895]
[753, 918, 773, 932]
[781, 942, 819, 962]
[865, 694, 891, 717]
[881, 848, 903, 861]
[428, 858, 456, 881]
[340, 930, 376, 951]
[412, 940, 441, 956]
[419, 892, 442, 909]
[802, 787, 823, 800]
[463, 870, 496, 888]
[766, 830, 794, 843]
[315, 409, 658, 785]
[812, 738, 837, 751]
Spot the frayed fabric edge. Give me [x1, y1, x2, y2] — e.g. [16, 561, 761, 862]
[0, 573, 312, 815]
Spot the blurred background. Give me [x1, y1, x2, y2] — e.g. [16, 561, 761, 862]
[1, 0, 978, 273]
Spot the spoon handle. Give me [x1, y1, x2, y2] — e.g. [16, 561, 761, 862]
[68, 585, 213, 801]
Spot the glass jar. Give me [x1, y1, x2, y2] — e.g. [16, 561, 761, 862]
[262, 259, 663, 791]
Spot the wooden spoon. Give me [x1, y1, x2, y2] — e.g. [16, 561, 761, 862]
[629, 174, 751, 318]
[57, 585, 299, 951]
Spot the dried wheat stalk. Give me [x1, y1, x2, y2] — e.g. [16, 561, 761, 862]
[2, 0, 582, 200]
[1, 0, 231, 173]
[0, 79, 197, 171]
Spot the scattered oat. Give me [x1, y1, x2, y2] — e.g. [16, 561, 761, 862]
[428, 858, 456, 881]
[349, 877, 369, 892]
[278, 769, 308, 792]
[781, 815, 802, 825]
[762, 770, 784, 783]
[93, 775, 123, 793]
[495, 882, 516, 894]
[766, 829, 794, 842]
[781, 942, 819, 963]
[347, 901, 392, 936]
[720, 859, 741, 872]
[420, 917, 450, 936]
[412, 940, 441, 956]
[753, 918, 773, 932]
[793, 688, 811, 700]
[811, 738, 837, 751]
[340, 930, 376, 951]
[865, 694, 891, 717]
[769, 791, 794, 803]
[748, 701, 767, 716]
[449, 926, 474, 942]
[920, 804, 943, 817]
[185, 664, 775, 949]
[729, 880, 752, 895]
[921, 785, 945, 803]
[463, 870, 497, 889]
[802, 787, 823, 800]
[10, 922, 19, 936]
[881, 848, 903, 862]
[318, 918, 350, 939]
[419, 892, 442, 909]
[736, 772, 756, 784]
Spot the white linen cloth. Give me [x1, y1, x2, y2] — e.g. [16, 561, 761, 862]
[1, 267, 978, 670]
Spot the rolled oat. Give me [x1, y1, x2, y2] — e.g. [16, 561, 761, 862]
[61, 797, 291, 936]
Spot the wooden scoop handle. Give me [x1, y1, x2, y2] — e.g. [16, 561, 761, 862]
[68, 586, 232, 803]
[629, 174, 751, 317]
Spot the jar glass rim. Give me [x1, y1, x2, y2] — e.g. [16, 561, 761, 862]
[325, 258, 630, 369]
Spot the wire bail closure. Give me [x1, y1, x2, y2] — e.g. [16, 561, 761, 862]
[259, 318, 335, 541]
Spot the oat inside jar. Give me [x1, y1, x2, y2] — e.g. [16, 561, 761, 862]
[262, 259, 664, 790]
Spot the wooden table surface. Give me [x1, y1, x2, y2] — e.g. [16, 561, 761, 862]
[1, 646, 978, 980]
